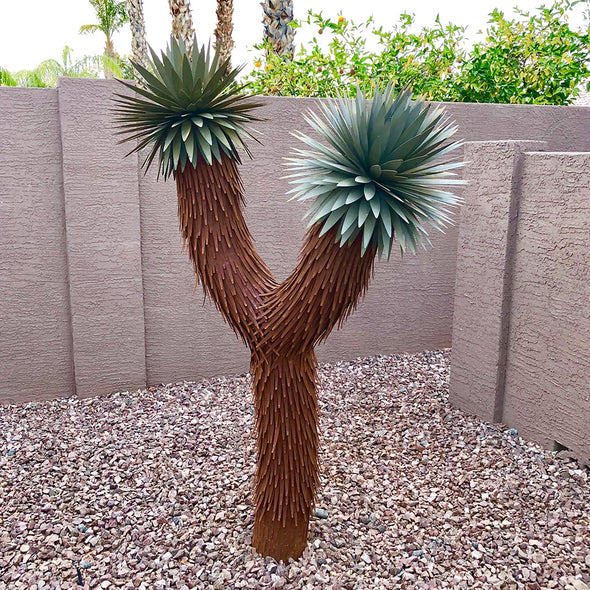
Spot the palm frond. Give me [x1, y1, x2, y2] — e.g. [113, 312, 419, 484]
[79, 24, 101, 35]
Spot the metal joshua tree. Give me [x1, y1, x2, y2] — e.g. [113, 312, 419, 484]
[114, 38, 462, 561]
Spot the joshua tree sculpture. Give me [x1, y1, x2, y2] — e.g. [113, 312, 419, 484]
[114, 37, 462, 561]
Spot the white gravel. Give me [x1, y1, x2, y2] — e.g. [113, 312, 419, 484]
[1, 349, 589, 590]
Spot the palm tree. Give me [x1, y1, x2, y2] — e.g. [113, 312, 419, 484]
[79, 0, 128, 78]
[114, 38, 462, 560]
[168, 0, 195, 50]
[262, 0, 295, 58]
[0, 68, 19, 86]
[35, 46, 103, 86]
[1, 47, 104, 87]
[214, 0, 234, 67]
[126, 0, 150, 72]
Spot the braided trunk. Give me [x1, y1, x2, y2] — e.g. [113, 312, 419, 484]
[262, 0, 296, 59]
[127, 0, 150, 73]
[214, 0, 234, 67]
[168, 0, 195, 51]
[175, 155, 376, 560]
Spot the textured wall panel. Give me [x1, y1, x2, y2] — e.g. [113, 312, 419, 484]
[503, 152, 590, 465]
[3, 84, 590, 401]
[440, 101, 590, 153]
[57, 79, 146, 397]
[0, 88, 75, 404]
[450, 141, 545, 422]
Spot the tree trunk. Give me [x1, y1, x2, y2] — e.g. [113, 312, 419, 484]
[214, 0, 234, 67]
[174, 155, 376, 560]
[104, 35, 116, 79]
[168, 0, 195, 51]
[250, 351, 318, 560]
[126, 0, 150, 73]
[262, 0, 295, 59]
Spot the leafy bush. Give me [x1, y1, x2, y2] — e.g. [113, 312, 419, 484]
[0, 48, 135, 88]
[0, 69, 17, 87]
[247, 12, 465, 100]
[371, 15, 466, 101]
[247, 1, 590, 104]
[451, 1, 590, 104]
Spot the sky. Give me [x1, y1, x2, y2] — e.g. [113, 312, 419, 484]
[0, 0, 588, 72]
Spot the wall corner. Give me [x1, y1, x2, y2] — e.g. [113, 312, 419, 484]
[449, 140, 546, 423]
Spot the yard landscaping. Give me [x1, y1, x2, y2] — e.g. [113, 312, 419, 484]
[1, 350, 589, 589]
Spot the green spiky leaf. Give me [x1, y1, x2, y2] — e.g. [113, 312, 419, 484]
[287, 84, 465, 258]
[113, 35, 263, 178]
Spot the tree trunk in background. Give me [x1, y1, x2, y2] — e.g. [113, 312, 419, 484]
[168, 0, 195, 51]
[104, 35, 116, 78]
[214, 0, 234, 67]
[126, 0, 150, 73]
[174, 155, 376, 560]
[262, 0, 295, 59]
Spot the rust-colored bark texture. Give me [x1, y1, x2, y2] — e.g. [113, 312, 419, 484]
[175, 156, 376, 558]
[114, 37, 462, 560]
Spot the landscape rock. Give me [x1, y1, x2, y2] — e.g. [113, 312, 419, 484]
[1, 350, 588, 589]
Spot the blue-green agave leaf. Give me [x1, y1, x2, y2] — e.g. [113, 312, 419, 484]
[113, 35, 263, 178]
[286, 83, 465, 258]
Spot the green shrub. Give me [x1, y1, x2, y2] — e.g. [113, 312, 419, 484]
[450, 1, 590, 104]
[247, 11, 465, 100]
[247, 1, 590, 105]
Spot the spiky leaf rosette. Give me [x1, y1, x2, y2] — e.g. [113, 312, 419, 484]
[113, 36, 262, 178]
[286, 86, 464, 258]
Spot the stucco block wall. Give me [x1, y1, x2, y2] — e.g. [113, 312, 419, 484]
[449, 141, 546, 422]
[1, 80, 590, 406]
[450, 143, 590, 466]
[503, 152, 590, 465]
[439, 101, 590, 153]
[0, 89, 75, 404]
[58, 78, 147, 397]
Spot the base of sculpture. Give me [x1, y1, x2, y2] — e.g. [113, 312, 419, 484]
[252, 510, 310, 561]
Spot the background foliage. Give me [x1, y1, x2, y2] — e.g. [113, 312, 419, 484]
[1, 0, 588, 104]
[0, 51, 133, 87]
[453, 2, 590, 103]
[0, 0, 131, 87]
[0, 47, 132, 88]
[247, 0, 590, 104]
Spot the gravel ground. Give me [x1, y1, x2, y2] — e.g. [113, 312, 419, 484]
[1, 349, 589, 590]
